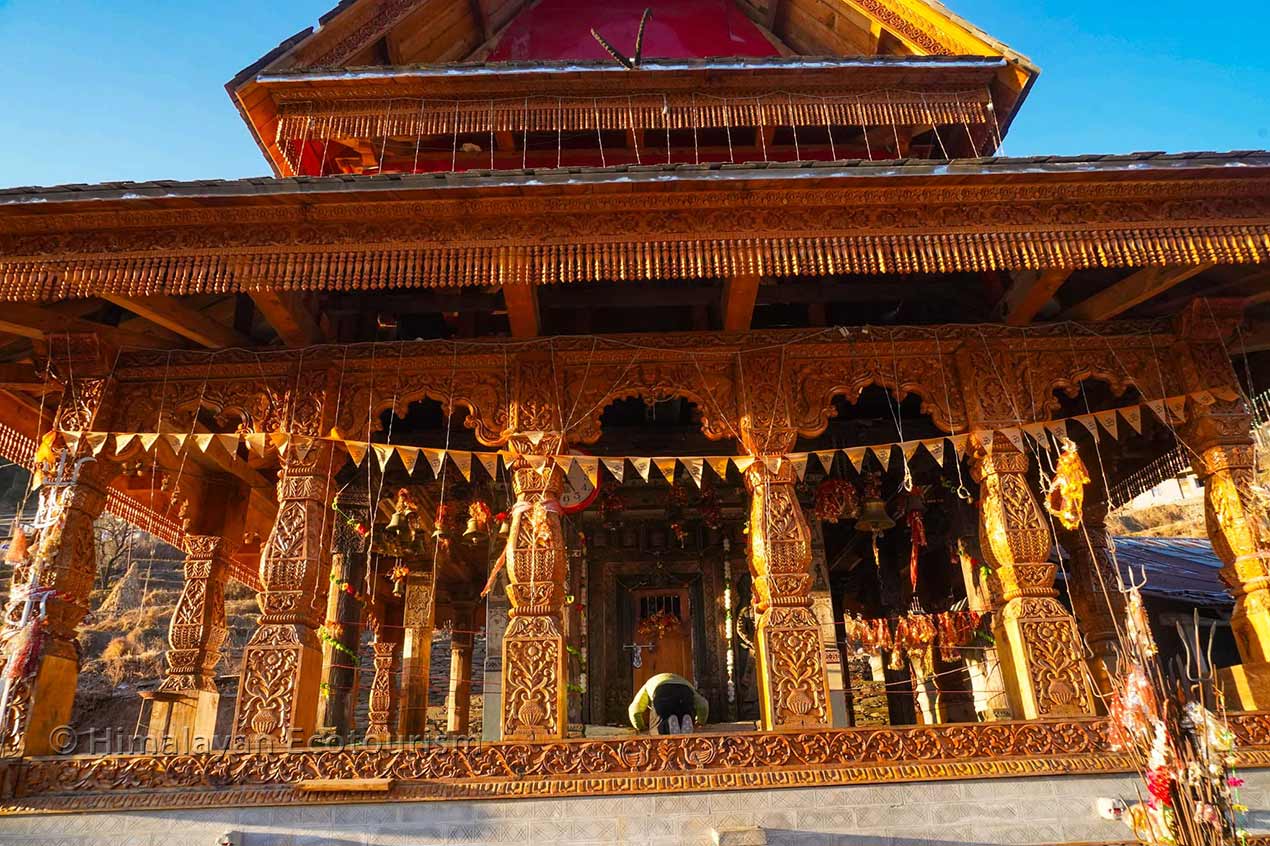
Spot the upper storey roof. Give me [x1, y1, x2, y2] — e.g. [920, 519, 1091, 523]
[230, 0, 1039, 176]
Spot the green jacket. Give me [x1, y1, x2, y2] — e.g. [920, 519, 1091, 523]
[628, 672, 709, 731]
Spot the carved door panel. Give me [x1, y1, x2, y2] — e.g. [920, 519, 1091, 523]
[631, 588, 693, 691]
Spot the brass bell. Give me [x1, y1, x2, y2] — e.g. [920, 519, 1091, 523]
[463, 516, 485, 544]
[385, 510, 406, 535]
[855, 498, 895, 533]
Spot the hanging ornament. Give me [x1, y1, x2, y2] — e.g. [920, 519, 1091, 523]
[814, 479, 860, 523]
[903, 488, 927, 594]
[1044, 438, 1090, 531]
[4, 527, 29, 564]
[463, 500, 492, 543]
[698, 484, 724, 531]
[389, 564, 410, 597]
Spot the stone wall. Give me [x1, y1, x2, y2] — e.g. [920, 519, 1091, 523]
[1, 769, 1268, 845]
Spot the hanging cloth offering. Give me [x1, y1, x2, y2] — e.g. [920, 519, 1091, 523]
[1045, 438, 1090, 531]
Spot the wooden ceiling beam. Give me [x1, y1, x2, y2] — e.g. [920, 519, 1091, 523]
[468, 0, 492, 41]
[102, 294, 250, 349]
[1062, 264, 1216, 321]
[999, 269, 1073, 325]
[0, 303, 176, 350]
[250, 291, 326, 347]
[502, 283, 540, 338]
[722, 274, 762, 332]
[0, 363, 56, 393]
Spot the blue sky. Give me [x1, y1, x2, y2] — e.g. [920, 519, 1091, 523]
[0, 0, 1266, 187]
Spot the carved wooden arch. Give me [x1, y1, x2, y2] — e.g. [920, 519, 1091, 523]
[332, 370, 511, 446]
[561, 360, 740, 446]
[788, 357, 966, 438]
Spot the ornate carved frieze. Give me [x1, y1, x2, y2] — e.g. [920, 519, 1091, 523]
[2, 170, 1267, 299]
[11, 715, 1270, 813]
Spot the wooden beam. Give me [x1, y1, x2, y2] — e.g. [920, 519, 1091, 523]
[102, 294, 250, 349]
[501, 283, 540, 338]
[0, 303, 174, 349]
[468, 0, 491, 41]
[765, 0, 785, 30]
[722, 274, 761, 332]
[0, 363, 55, 393]
[1062, 265, 1216, 322]
[250, 291, 325, 347]
[1000, 269, 1073, 325]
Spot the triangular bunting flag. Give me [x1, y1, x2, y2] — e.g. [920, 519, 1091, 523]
[396, 446, 420, 475]
[1165, 396, 1188, 423]
[1147, 400, 1169, 424]
[762, 456, 784, 474]
[115, 433, 138, 453]
[654, 457, 678, 484]
[1044, 422, 1067, 445]
[290, 436, 314, 461]
[901, 441, 921, 462]
[373, 444, 394, 472]
[451, 450, 473, 481]
[192, 433, 214, 453]
[844, 449, 864, 472]
[601, 457, 625, 483]
[574, 455, 600, 490]
[61, 432, 80, 453]
[731, 456, 756, 475]
[244, 433, 267, 457]
[948, 435, 968, 460]
[269, 432, 290, 454]
[925, 439, 945, 468]
[1000, 428, 1026, 454]
[138, 433, 160, 453]
[524, 431, 546, 447]
[425, 448, 448, 477]
[789, 454, 809, 481]
[344, 441, 368, 467]
[1095, 411, 1119, 441]
[683, 457, 706, 488]
[1070, 416, 1099, 442]
[86, 432, 109, 456]
[215, 433, 240, 457]
[477, 452, 500, 480]
[630, 456, 652, 482]
[814, 450, 837, 474]
[1121, 406, 1143, 434]
[165, 433, 187, 454]
[866, 445, 890, 469]
[705, 456, 729, 481]
[1193, 390, 1215, 405]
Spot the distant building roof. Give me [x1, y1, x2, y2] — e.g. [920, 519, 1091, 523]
[1058, 537, 1231, 608]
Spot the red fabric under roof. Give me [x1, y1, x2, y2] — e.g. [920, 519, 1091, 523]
[487, 0, 781, 62]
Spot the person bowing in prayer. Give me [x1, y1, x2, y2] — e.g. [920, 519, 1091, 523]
[628, 672, 709, 735]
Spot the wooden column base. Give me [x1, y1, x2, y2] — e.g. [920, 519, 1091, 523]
[145, 689, 220, 752]
[1218, 662, 1270, 711]
[502, 614, 567, 741]
[994, 593, 1096, 719]
[754, 605, 831, 731]
[233, 626, 324, 748]
[7, 644, 79, 757]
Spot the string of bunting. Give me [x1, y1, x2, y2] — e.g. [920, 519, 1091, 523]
[60, 391, 1209, 488]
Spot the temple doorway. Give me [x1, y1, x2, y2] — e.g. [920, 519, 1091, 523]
[630, 587, 694, 689]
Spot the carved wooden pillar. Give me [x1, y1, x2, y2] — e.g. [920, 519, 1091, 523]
[397, 570, 436, 738]
[447, 628, 474, 735]
[232, 444, 334, 747]
[971, 434, 1096, 719]
[1055, 494, 1124, 698]
[1181, 399, 1270, 707]
[0, 456, 113, 756]
[318, 491, 369, 737]
[148, 535, 232, 750]
[501, 440, 570, 740]
[744, 456, 832, 730]
[365, 630, 400, 743]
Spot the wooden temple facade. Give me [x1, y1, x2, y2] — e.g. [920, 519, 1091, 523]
[0, 0, 1268, 817]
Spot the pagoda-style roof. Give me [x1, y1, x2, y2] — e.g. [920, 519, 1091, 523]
[230, 0, 1039, 176]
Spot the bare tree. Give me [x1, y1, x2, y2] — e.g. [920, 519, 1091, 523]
[94, 515, 135, 591]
